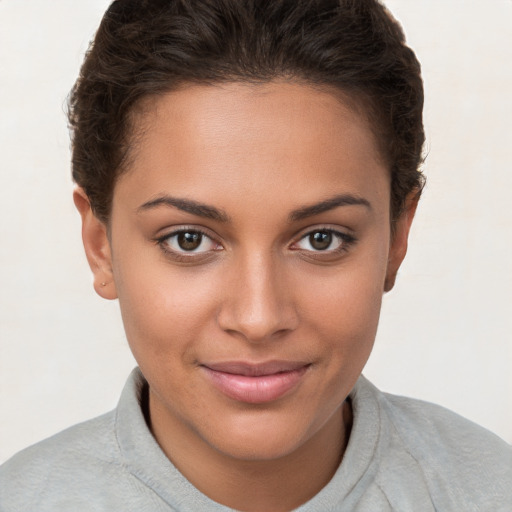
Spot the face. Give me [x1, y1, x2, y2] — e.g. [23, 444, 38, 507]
[76, 82, 414, 468]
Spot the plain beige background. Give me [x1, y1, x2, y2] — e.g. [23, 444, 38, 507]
[1, 0, 511, 463]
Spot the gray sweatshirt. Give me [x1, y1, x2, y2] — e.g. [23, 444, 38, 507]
[1, 368, 511, 511]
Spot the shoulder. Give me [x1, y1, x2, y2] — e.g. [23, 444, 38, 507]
[0, 410, 125, 511]
[381, 388, 511, 466]
[358, 377, 512, 510]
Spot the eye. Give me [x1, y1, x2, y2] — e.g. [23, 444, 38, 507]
[293, 229, 354, 253]
[159, 229, 220, 254]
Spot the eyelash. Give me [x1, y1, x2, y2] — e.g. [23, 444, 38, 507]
[154, 226, 357, 262]
[290, 228, 357, 257]
[155, 227, 221, 263]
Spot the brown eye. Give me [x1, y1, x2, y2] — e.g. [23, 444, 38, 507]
[309, 231, 332, 250]
[292, 228, 355, 254]
[161, 229, 219, 254]
[177, 232, 203, 251]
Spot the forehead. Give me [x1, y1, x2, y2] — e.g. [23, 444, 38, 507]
[116, 81, 389, 217]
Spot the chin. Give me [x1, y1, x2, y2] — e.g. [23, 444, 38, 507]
[195, 402, 341, 463]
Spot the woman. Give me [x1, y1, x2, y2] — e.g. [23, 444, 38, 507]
[1, 1, 511, 510]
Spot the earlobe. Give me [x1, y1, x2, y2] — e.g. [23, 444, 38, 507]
[384, 193, 419, 292]
[73, 187, 118, 300]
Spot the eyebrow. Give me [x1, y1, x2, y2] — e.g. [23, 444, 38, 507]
[137, 192, 371, 223]
[137, 195, 230, 222]
[289, 194, 372, 221]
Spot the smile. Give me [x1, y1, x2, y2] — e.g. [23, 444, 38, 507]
[200, 361, 311, 404]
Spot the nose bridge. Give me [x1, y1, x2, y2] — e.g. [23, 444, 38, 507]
[218, 247, 297, 342]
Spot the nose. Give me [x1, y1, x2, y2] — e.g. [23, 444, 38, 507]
[217, 252, 299, 343]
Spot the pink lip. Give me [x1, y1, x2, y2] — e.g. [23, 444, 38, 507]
[200, 361, 310, 404]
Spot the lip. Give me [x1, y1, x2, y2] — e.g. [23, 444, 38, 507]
[200, 361, 310, 404]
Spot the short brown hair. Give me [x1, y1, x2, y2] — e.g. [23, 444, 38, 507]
[69, 0, 425, 223]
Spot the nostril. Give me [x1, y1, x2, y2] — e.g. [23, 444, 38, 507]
[217, 305, 299, 343]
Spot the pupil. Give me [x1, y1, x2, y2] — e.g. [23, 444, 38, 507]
[178, 232, 202, 251]
[310, 231, 332, 250]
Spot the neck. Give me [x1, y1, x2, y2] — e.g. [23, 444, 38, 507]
[149, 393, 352, 512]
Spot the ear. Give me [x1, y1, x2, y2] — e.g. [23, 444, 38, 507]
[73, 187, 117, 300]
[384, 192, 419, 292]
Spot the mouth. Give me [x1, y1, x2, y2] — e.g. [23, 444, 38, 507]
[200, 361, 311, 404]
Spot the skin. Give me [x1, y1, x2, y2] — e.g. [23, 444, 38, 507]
[75, 81, 416, 511]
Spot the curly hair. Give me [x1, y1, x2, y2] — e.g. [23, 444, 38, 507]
[69, 0, 425, 224]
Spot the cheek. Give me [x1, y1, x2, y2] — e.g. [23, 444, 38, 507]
[113, 255, 223, 364]
[301, 248, 388, 369]
[305, 256, 386, 331]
